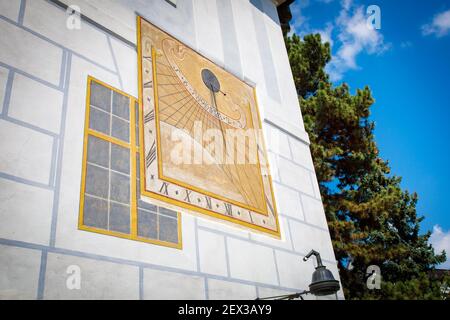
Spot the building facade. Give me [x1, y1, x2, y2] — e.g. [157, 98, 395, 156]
[0, 0, 343, 300]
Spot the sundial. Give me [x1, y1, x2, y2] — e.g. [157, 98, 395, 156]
[138, 17, 280, 236]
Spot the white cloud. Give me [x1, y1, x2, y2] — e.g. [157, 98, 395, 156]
[289, 0, 390, 82]
[430, 225, 450, 269]
[326, 4, 390, 81]
[312, 23, 334, 47]
[290, 0, 334, 46]
[289, 0, 311, 34]
[341, 0, 353, 11]
[422, 9, 450, 37]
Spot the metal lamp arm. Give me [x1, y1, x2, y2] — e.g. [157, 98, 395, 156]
[303, 249, 323, 267]
[255, 290, 309, 300]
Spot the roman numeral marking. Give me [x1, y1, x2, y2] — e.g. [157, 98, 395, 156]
[143, 80, 153, 89]
[159, 182, 169, 195]
[144, 109, 155, 123]
[184, 190, 192, 203]
[265, 195, 274, 215]
[205, 196, 212, 210]
[146, 141, 156, 168]
[224, 203, 232, 216]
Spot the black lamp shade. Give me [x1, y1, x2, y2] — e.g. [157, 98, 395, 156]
[309, 265, 340, 296]
[303, 249, 340, 296]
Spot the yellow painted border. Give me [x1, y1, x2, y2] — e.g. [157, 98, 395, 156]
[253, 87, 281, 237]
[78, 76, 182, 250]
[88, 129, 130, 149]
[137, 16, 280, 238]
[130, 95, 138, 236]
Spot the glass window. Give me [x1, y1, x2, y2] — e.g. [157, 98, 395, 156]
[79, 77, 181, 249]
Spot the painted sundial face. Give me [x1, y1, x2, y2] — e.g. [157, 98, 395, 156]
[138, 17, 280, 237]
[160, 38, 248, 130]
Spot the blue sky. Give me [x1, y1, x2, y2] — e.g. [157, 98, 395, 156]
[289, 0, 450, 267]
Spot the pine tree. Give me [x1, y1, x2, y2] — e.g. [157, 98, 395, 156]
[285, 33, 448, 299]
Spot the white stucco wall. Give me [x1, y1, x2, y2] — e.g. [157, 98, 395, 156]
[0, 0, 343, 300]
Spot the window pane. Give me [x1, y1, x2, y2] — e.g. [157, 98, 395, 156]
[90, 81, 111, 112]
[84, 195, 108, 229]
[111, 116, 129, 142]
[110, 172, 130, 204]
[112, 91, 130, 120]
[159, 215, 178, 243]
[87, 136, 109, 168]
[159, 207, 178, 218]
[110, 202, 130, 234]
[138, 209, 158, 239]
[89, 107, 110, 135]
[85, 164, 109, 198]
[111, 144, 130, 174]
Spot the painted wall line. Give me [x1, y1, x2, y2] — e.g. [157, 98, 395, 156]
[47, 0, 136, 50]
[0, 237, 310, 293]
[49, 51, 72, 248]
[0, 61, 63, 92]
[18, 0, 27, 25]
[36, 249, 48, 300]
[0, 172, 54, 191]
[1, 70, 14, 116]
[197, 224, 336, 265]
[264, 118, 310, 147]
[0, 14, 118, 76]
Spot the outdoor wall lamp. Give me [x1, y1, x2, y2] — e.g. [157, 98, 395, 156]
[256, 250, 340, 300]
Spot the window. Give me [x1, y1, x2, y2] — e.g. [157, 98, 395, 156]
[79, 76, 182, 249]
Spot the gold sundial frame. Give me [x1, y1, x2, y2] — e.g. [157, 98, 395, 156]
[137, 16, 280, 237]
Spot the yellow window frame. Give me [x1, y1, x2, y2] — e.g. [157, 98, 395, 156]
[78, 76, 182, 249]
